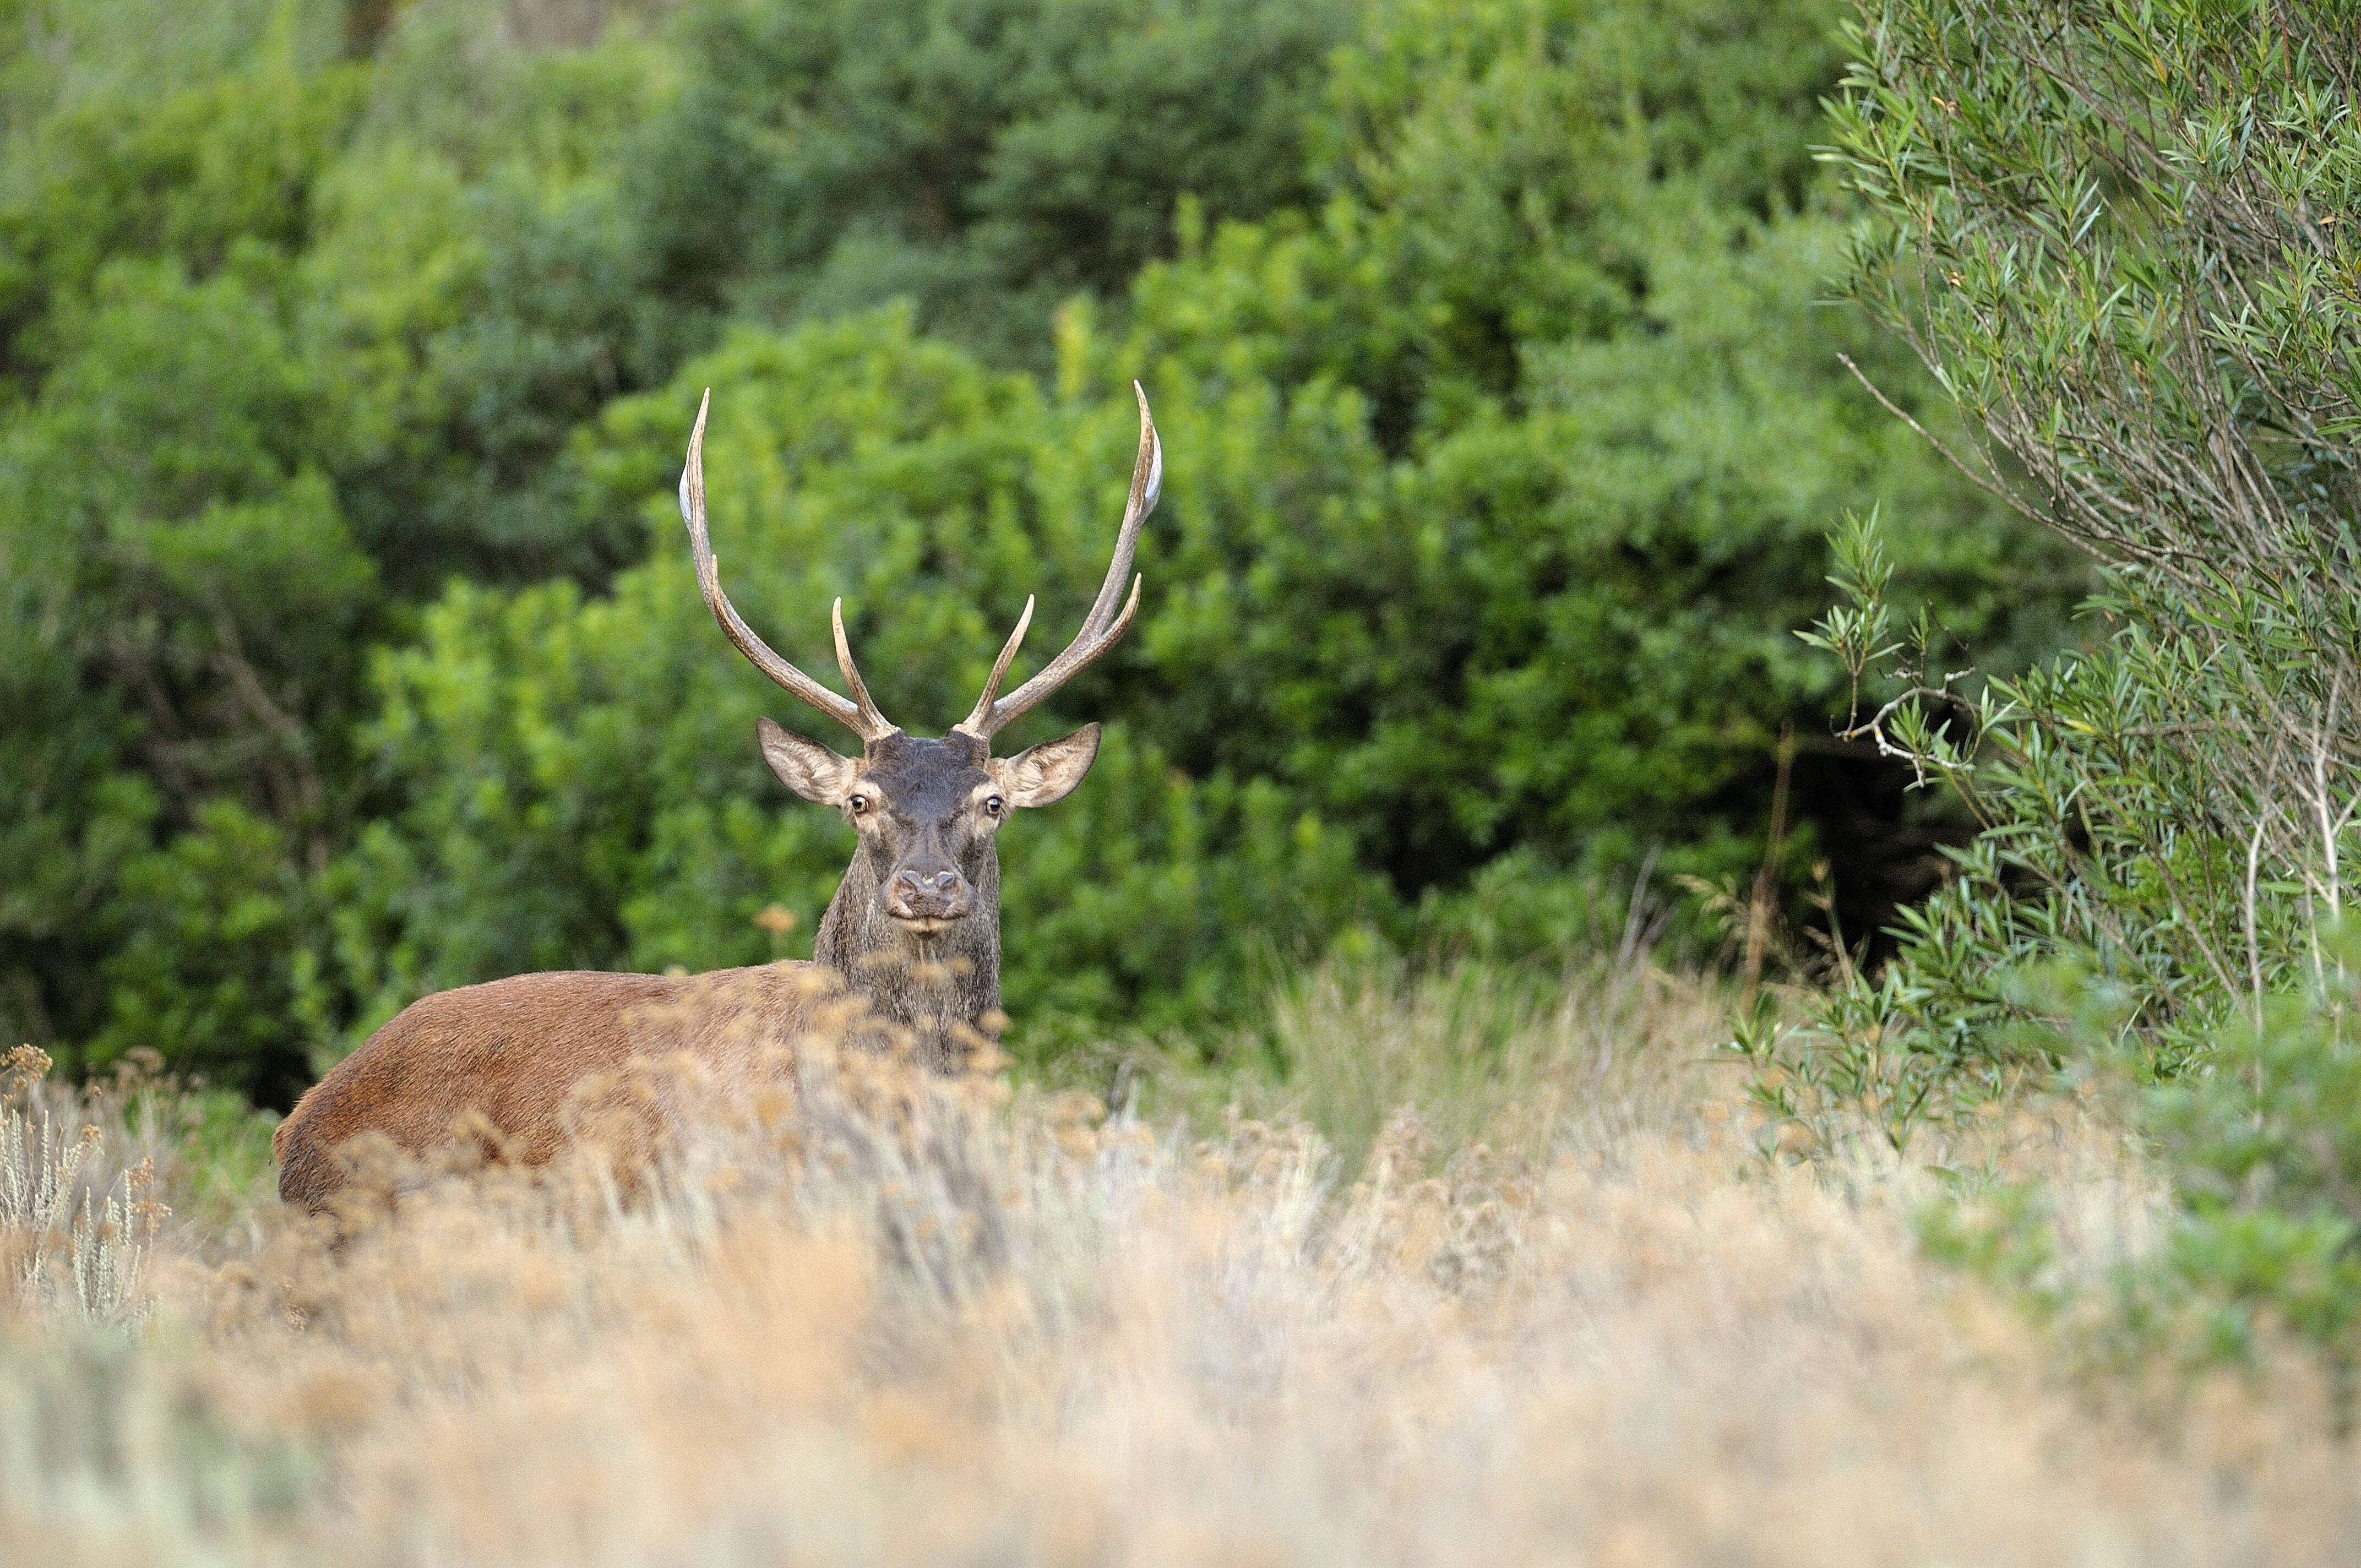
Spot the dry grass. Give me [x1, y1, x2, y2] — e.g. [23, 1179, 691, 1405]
[1210, 955, 1724, 1173]
[4, 962, 2359, 1566]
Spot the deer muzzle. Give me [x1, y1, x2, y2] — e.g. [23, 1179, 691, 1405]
[887, 865, 972, 926]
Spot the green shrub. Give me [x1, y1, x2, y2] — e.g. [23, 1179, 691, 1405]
[620, 0, 1347, 371]
[1, 0, 2061, 1095]
[309, 3, 688, 587]
[1722, 0, 2361, 1375]
[0, 3, 678, 1090]
[1751, 0, 2361, 1142]
[1905, 938, 2361, 1369]
[304, 314, 1391, 1060]
[300, 0, 2052, 1076]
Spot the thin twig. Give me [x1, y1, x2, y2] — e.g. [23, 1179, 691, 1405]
[1836, 353, 2053, 531]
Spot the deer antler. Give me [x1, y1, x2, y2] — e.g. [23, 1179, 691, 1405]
[680, 390, 898, 743]
[956, 382, 1160, 742]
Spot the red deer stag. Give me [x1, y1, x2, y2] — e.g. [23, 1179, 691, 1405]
[274, 385, 1161, 1210]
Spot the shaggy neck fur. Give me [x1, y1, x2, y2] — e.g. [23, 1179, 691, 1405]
[812, 731, 1003, 1070]
[813, 854, 1001, 1066]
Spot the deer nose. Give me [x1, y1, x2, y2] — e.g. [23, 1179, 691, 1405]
[888, 865, 971, 922]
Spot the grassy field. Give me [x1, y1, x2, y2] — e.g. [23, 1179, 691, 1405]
[4, 962, 2358, 1566]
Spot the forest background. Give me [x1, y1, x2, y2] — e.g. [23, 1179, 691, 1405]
[0, 0, 2071, 1107]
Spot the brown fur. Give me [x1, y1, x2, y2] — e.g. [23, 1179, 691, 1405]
[273, 963, 823, 1212]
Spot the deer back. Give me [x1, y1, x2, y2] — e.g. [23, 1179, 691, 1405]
[273, 964, 824, 1211]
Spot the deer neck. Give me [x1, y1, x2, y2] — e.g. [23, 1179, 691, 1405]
[813, 850, 1002, 1069]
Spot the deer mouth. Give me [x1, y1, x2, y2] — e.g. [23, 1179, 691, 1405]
[885, 891, 971, 929]
[886, 872, 972, 927]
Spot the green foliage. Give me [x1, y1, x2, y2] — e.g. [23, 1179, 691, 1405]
[0, 30, 365, 384]
[0, 0, 342, 144]
[1, 0, 2059, 1097]
[313, 0, 2040, 1071]
[1753, 0, 2361, 1140]
[312, 6, 689, 585]
[0, 241, 377, 1094]
[623, 0, 1348, 370]
[2155, 1012, 2361, 1242]
[1096, 0, 2052, 923]
[1745, 0, 2361, 1374]
[308, 315, 1389, 1058]
[0, 2, 678, 1090]
[1907, 940, 2361, 1368]
[97, 802, 311, 1098]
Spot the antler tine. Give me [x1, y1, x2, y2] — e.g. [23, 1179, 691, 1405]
[830, 598, 894, 738]
[955, 383, 1160, 741]
[680, 390, 898, 743]
[957, 595, 1035, 734]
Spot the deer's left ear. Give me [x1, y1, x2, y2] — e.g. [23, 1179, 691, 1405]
[993, 724, 1102, 808]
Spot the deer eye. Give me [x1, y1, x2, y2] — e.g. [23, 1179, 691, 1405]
[983, 795, 1005, 818]
[847, 794, 871, 815]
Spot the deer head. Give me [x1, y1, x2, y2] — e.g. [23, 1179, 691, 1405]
[678, 383, 1160, 1057]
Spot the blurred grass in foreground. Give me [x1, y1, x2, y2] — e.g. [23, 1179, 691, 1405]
[6, 961, 2358, 1565]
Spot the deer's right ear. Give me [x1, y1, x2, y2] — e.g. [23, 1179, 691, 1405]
[757, 717, 860, 804]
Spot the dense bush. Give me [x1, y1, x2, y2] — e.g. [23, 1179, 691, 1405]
[622, 0, 1349, 371]
[1902, 939, 2361, 1370]
[0, 0, 2057, 1095]
[1753, 0, 2361, 1145]
[311, 315, 1388, 1057]
[0, 0, 680, 1099]
[1717, 0, 2361, 1363]
[308, 0, 2048, 1066]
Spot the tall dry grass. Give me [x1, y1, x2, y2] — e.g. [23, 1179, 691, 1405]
[1218, 955, 1723, 1173]
[3, 962, 2358, 1566]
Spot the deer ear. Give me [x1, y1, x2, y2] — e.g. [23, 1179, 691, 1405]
[758, 717, 859, 804]
[995, 723, 1102, 809]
